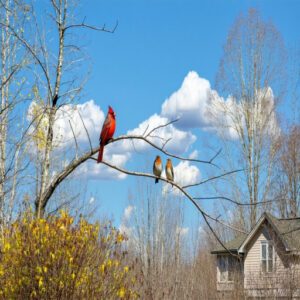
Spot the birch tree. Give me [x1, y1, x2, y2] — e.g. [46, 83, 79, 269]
[0, 0, 30, 228]
[0, 0, 117, 217]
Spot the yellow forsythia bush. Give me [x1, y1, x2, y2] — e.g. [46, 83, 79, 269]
[0, 211, 138, 299]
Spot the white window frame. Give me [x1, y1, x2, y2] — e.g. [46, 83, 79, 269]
[260, 240, 274, 273]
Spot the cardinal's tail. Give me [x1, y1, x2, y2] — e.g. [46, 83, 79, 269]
[97, 145, 104, 163]
[155, 178, 159, 184]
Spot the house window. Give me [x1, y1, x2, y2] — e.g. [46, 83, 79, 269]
[261, 241, 274, 273]
[219, 256, 227, 282]
[218, 256, 235, 282]
[228, 257, 235, 281]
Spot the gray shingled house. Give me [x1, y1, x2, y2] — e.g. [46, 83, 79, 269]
[211, 212, 300, 299]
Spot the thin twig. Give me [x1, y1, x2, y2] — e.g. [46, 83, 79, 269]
[0, 21, 53, 98]
[0, 67, 17, 89]
[77, 110, 93, 153]
[161, 138, 172, 150]
[281, 226, 300, 235]
[208, 148, 222, 163]
[112, 135, 220, 166]
[194, 196, 287, 207]
[64, 20, 118, 33]
[183, 168, 243, 189]
[142, 124, 150, 136]
[204, 213, 247, 234]
[148, 135, 166, 141]
[145, 118, 179, 138]
[69, 120, 79, 157]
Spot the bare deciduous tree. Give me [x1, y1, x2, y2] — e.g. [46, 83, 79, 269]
[123, 180, 218, 299]
[215, 8, 286, 229]
[272, 126, 300, 218]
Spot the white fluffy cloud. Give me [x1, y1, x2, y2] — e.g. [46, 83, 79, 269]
[75, 152, 130, 180]
[27, 100, 105, 149]
[161, 71, 212, 128]
[173, 161, 201, 186]
[163, 160, 201, 194]
[161, 71, 240, 138]
[188, 150, 199, 159]
[161, 71, 279, 140]
[53, 100, 104, 148]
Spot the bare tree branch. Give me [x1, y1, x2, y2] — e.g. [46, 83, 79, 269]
[64, 19, 118, 33]
[77, 110, 93, 153]
[36, 126, 223, 214]
[208, 148, 222, 164]
[194, 196, 281, 207]
[69, 120, 79, 157]
[98, 159, 246, 256]
[0, 67, 17, 90]
[111, 135, 221, 166]
[183, 168, 243, 189]
[0, 20, 53, 97]
[33, 135, 243, 256]
[37, 147, 98, 212]
[145, 118, 179, 137]
[205, 214, 248, 234]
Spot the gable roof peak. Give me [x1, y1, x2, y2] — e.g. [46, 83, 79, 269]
[211, 212, 300, 255]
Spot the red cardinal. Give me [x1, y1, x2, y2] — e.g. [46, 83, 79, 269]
[97, 106, 116, 163]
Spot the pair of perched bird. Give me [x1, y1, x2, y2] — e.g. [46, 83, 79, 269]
[153, 156, 174, 184]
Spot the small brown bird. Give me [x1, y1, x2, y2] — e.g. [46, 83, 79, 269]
[153, 156, 163, 184]
[165, 158, 174, 185]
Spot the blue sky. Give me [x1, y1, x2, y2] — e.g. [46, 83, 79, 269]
[40, 1, 300, 227]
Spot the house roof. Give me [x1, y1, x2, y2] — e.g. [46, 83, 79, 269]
[211, 212, 300, 255]
[210, 233, 247, 254]
[268, 214, 300, 251]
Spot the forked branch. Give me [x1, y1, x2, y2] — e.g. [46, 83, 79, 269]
[64, 18, 118, 33]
